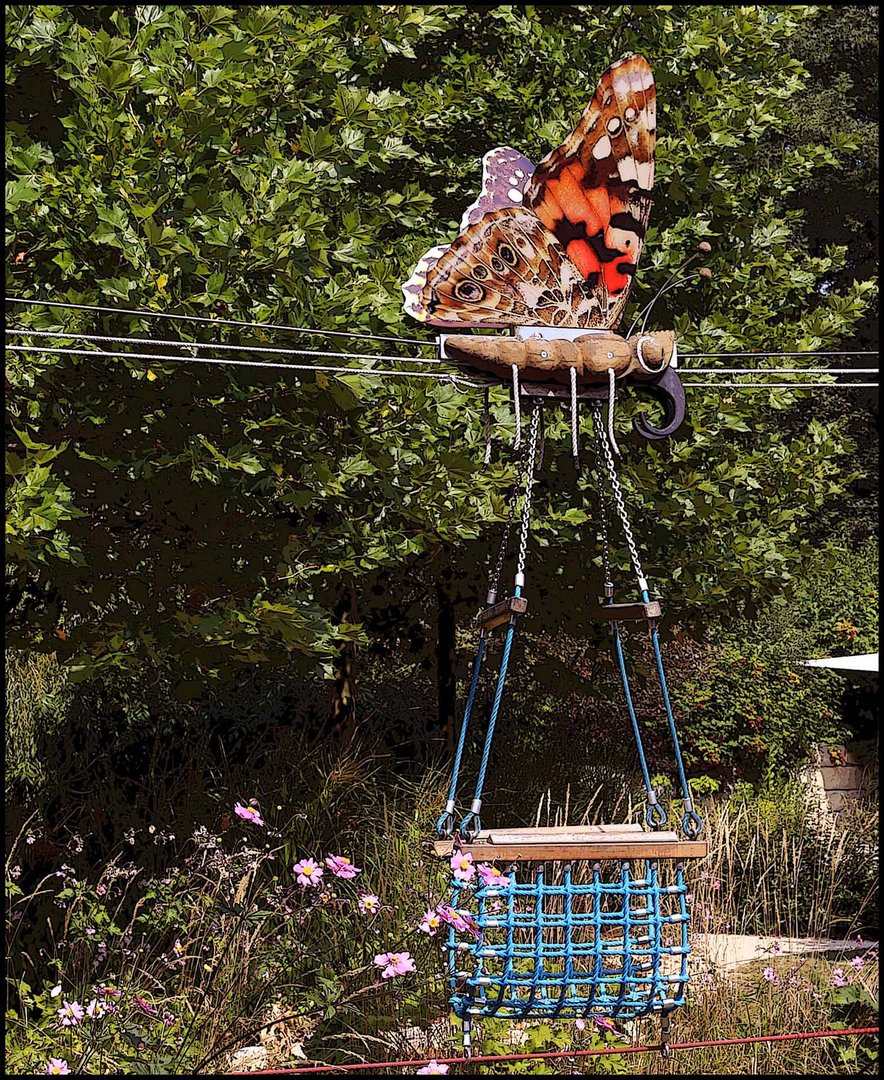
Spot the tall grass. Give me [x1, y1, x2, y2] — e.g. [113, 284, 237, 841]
[5, 727, 877, 1074]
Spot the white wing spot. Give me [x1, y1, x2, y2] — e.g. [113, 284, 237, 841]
[607, 117, 622, 135]
[515, 169, 525, 177]
[508, 175, 518, 185]
[508, 188, 523, 202]
[592, 135, 612, 159]
[624, 107, 638, 123]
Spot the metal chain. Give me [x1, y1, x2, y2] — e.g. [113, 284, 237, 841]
[592, 406, 646, 589]
[607, 367, 621, 457]
[490, 413, 538, 592]
[591, 406, 613, 587]
[516, 404, 542, 582]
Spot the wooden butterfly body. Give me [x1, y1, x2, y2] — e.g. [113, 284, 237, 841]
[402, 54, 657, 334]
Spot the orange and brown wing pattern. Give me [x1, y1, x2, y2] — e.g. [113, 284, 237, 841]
[401, 55, 655, 330]
[524, 54, 656, 329]
[404, 208, 607, 328]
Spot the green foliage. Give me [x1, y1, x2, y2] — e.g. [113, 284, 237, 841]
[669, 539, 877, 781]
[476, 1015, 629, 1074]
[5, 4, 877, 688]
[672, 639, 844, 780]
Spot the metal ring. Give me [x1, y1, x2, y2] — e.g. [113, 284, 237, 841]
[636, 334, 668, 374]
[681, 809, 704, 840]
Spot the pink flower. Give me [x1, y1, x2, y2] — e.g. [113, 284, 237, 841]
[450, 851, 475, 882]
[234, 801, 265, 827]
[293, 858, 324, 888]
[358, 893, 380, 914]
[477, 863, 511, 888]
[325, 854, 361, 879]
[417, 1062, 449, 1075]
[134, 996, 157, 1015]
[832, 967, 848, 988]
[849, 956, 865, 971]
[45, 1061, 71, 1076]
[85, 998, 107, 1019]
[373, 951, 416, 979]
[575, 1018, 586, 1031]
[591, 1015, 623, 1038]
[419, 909, 441, 935]
[771, 941, 782, 955]
[57, 1000, 85, 1027]
[436, 903, 480, 939]
[762, 967, 778, 984]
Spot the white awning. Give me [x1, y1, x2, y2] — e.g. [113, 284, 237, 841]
[803, 653, 878, 673]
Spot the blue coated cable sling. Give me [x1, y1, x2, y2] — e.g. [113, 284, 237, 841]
[436, 390, 704, 1059]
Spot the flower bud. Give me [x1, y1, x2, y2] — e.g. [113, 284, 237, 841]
[698, 267, 713, 280]
[697, 241, 713, 253]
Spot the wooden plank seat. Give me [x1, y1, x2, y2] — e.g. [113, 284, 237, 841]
[475, 595, 529, 630]
[433, 824, 707, 861]
[592, 600, 662, 622]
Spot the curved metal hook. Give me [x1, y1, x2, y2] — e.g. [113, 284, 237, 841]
[632, 365, 686, 440]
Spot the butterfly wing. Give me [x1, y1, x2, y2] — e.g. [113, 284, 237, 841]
[405, 207, 607, 328]
[525, 53, 656, 328]
[402, 54, 655, 329]
[459, 146, 536, 229]
[403, 146, 537, 327]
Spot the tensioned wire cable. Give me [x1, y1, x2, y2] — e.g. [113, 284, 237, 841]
[3, 343, 482, 383]
[6, 331, 878, 378]
[5, 345, 877, 390]
[4, 296, 436, 347]
[4, 327, 443, 365]
[5, 296, 878, 360]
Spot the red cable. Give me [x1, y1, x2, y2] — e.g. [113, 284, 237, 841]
[239, 1026, 878, 1074]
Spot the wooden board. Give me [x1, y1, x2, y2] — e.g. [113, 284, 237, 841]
[593, 600, 662, 622]
[433, 825, 707, 861]
[475, 595, 529, 630]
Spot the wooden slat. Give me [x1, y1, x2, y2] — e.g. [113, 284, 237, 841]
[475, 595, 528, 630]
[593, 601, 662, 622]
[433, 825, 707, 861]
[482, 826, 647, 843]
[484, 823, 644, 836]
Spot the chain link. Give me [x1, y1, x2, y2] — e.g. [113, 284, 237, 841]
[490, 489, 517, 597]
[489, 410, 536, 595]
[591, 405, 613, 586]
[591, 405, 646, 588]
[516, 404, 542, 581]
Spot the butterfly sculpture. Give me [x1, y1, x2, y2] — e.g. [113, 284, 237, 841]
[402, 53, 656, 332]
[402, 54, 686, 440]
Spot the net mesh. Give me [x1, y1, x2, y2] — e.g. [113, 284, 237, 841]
[444, 858, 690, 1020]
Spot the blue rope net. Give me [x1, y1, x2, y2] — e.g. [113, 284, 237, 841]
[443, 860, 690, 1021]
